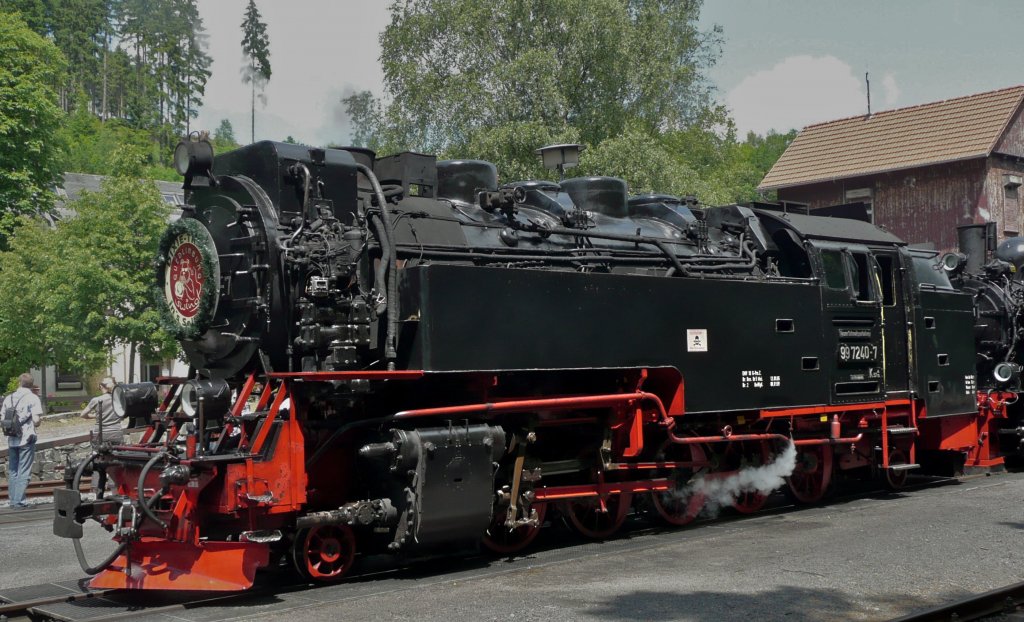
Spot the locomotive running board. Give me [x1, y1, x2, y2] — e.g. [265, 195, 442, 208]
[89, 539, 270, 591]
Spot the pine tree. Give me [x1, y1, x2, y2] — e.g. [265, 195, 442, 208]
[240, 0, 270, 144]
[0, 11, 66, 228]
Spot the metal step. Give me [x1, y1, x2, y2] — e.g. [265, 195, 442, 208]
[887, 463, 921, 472]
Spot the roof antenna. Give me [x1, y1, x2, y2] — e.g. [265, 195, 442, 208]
[865, 72, 872, 117]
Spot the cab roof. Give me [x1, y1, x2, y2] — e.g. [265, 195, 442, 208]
[755, 209, 906, 246]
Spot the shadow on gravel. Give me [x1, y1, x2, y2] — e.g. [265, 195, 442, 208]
[584, 586, 936, 621]
[997, 521, 1024, 530]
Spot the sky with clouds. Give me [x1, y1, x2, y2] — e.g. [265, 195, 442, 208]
[194, 0, 1024, 144]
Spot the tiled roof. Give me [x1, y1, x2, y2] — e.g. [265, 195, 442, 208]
[759, 85, 1024, 190]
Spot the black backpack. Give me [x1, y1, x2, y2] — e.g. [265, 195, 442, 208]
[1, 393, 25, 437]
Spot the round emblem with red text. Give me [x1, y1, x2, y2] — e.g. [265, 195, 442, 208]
[157, 219, 220, 338]
[166, 239, 205, 319]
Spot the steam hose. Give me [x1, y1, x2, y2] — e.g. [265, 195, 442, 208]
[357, 163, 399, 369]
[70, 452, 127, 575]
[69, 450, 171, 575]
[137, 451, 169, 530]
[369, 214, 391, 316]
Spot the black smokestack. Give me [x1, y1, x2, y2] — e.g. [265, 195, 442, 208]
[957, 222, 996, 274]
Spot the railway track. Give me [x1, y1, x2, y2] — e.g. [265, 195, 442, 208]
[0, 587, 113, 622]
[0, 473, 994, 622]
[0, 480, 91, 502]
[0, 471, 1016, 622]
[892, 580, 1024, 621]
[0, 588, 282, 622]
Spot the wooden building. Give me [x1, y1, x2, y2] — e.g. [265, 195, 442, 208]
[758, 86, 1024, 251]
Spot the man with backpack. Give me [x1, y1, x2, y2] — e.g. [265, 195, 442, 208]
[3, 373, 43, 508]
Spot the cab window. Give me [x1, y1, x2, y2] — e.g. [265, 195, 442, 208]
[849, 252, 874, 301]
[821, 250, 847, 289]
[875, 254, 897, 306]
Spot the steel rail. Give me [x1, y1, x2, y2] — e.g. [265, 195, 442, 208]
[0, 588, 114, 619]
[890, 579, 1024, 621]
[1, 479, 93, 501]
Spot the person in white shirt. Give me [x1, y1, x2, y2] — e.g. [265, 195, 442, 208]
[4, 373, 43, 508]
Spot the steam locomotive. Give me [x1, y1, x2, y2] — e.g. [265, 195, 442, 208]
[52, 138, 1024, 591]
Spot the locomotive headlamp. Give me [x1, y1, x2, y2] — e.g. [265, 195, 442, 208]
[112, 382, 159, 420]
[993, 362, 1021, 388]
[536, 143, 585, 180]
[173, 135, 214, 178]
[940, 252, 967, 273]
[180, 378, 232, 419]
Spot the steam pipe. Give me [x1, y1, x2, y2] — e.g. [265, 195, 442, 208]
[666, 432, 790, 445]
[369, 214, 391, 311]
[532, 223, 690, 276]
[400, 226, 757, 274]
[137, 450, 169, 530]
[392, 392, 668, 419]
[358, 163, 399, 369]
[685, 241, 758, 272]
[793, 434, 863, 446]
[287, 163, 313, 246]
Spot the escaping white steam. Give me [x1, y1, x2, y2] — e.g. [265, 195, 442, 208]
[684, 441, 797, 517]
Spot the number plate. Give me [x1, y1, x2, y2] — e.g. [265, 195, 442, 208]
[837, 343, 878, 364]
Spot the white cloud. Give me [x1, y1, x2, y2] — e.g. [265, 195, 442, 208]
[726, 55, 867, 136]
[882, 72, 901, 106]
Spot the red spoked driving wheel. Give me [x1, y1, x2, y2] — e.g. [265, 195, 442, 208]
[649, 440, 707, 526]
[728, 441, 771, 514]
[293, 524, 356, 582]
[785, 445, 834, 505]
[564, 493, 631, 539]
[732, 490, 768, 514]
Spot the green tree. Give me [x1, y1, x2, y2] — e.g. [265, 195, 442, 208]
[55, 146, 178, 381]
[0, 10, 66, 238]
[57, 91, 180, 180]
[0, 146, 178, 384]
[343, 90, 381, 149]
[578, 123, 717, 200]
[457, 121, 579, 183]
[172, 0, 214, 135]
[366, 0, 721, 155]
[0, 218, 69, 388]
[739, 129, 798, 176]
[48, 0, 108, 111]
[212, 118, 239, 153]
[240, 0, 271, 143]
[0, 0, 47, 32]
[350, 0, 742, 202]
[3, 0, 215, 173]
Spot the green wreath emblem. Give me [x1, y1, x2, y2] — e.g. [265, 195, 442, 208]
[154, 218, 221, 339]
